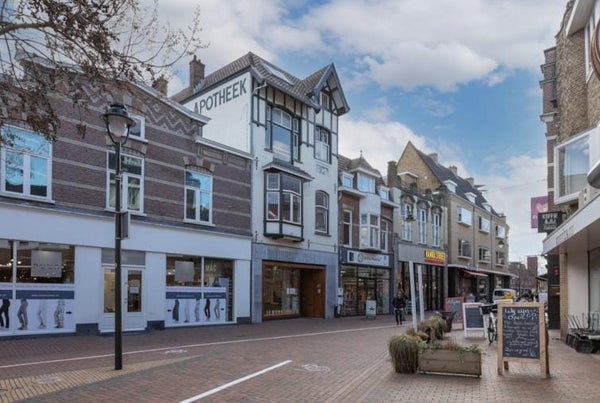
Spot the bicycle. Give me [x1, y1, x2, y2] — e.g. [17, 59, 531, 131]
[480, 303, 497, 344]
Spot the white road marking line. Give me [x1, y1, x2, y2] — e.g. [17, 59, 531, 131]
[0, 325, 391, 369]
[179, 360, 292, 402]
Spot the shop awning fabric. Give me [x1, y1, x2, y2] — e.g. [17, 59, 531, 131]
[460, 269, 488, 277]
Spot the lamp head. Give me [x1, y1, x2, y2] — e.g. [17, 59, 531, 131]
[103, 103, 135, 143]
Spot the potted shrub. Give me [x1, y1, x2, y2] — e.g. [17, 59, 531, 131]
[418, 340, 482, 377]
[388, 333, 420, 373]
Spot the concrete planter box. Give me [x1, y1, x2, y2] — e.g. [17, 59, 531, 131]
[418, 349, 482, 377]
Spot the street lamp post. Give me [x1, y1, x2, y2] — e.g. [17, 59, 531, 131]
[103, 103, 135, 371]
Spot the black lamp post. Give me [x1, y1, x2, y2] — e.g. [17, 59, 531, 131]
[103, 103, 134, 371]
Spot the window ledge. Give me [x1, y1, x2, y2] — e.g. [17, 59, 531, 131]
[183, 219, 215, 227]
[0, 192, 55, 204]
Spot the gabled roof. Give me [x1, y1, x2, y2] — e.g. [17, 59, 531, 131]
[413, 146, 500, 217]
[182, 52, 350, 115]
[338, 154, 385, 187]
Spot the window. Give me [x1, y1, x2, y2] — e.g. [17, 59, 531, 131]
[315, 191, 329, 233]
[128, 114, 145, 139]
[478, 216, 490, 233]
[315, 127, 331, 163]
[495, 225, 506, 239]
[267, 107, 300, 162]
[478, 247, 490, 262]
[107, 151, 143, 212]
[555, 133, 589, 202]
[357, 173, 375, 193]
[266, 172, 302, 224]
[379, 186, 389, 200]
[342, 209, 352, 246]
[341, 173, 353, 188]
[432, 211, 441, 247]
[585, 9, 598, 79]
[380, 219, 390, 252]
[418, 208, 427, 244]
[495, 250, 505, 266]
[458, 240, 471, 258]
[360, 213, 379, 249]
[321, 92, 330, 111]
[1, 126, 51, 199]
[185, 170, 212, 223]
[457, 206, 472, 226]
[401, 203, 413, 241]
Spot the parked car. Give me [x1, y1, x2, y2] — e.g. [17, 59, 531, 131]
[492, 288, 517, 302]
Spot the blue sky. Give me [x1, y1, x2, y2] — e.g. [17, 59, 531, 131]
[159, 0, 567, 266]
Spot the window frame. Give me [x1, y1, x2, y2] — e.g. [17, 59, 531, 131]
[418, 208, 427, 244]
[341, 173, 353, 188]
[265, 172, 302, 225]
[554, 130, 590, 204]
[342, 209, 352, 246]
[184, 169, 213, 224]
[128, 114, 146, 140]
[315, 127, 331, 163]
[0, 125, 52, 200]
[478, 216, 490, 233]
[380, 218, 390, 252]
[401, 203, 413, 242]
[266, 106, 300, 162]
[432, 211, 441, 247]
[478, 246, 490, 262]
[106, 150, 144, 213]
[360, 213, 380, 249]
[357, 173, 375, 193]
[315, 190, 329, 234]
[457, 206, 472, 226]
[458, 239, 472, 259]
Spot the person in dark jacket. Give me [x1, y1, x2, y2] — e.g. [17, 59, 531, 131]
[392, 291, 406, 325]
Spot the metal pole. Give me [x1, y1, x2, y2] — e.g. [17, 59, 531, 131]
[114, 142, 123, 370]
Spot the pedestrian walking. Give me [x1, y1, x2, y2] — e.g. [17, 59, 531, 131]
[392, 291, 406, 325]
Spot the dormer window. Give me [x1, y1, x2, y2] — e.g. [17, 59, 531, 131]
[357, 173, 375, 193]
[378, 186, 389, 200]
[465, 192, 476, 203]
[341, 173, 353, 188]
[444, 180, 457, 193]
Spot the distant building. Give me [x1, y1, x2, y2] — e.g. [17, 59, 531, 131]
[392, 141, 511, 305]
[540, 0, 600, 336]
[337, 154, 396, 316]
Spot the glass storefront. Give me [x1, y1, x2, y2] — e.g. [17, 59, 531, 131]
[398, 262, 444, 311]
[0, 239, 75, 334]
[164, 255, 234, 326]
[262, 264, 301, 318]
[340, 266, 390, 316]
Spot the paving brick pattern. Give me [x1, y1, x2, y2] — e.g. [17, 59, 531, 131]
[1, 316, 600, 402]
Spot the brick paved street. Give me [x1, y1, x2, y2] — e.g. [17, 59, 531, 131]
[1, 316, 600, 402]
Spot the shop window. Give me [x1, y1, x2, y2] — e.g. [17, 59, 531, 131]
[262, 264, 301, 318]
[164, 255, 234, 324]
[107, 151, 144, 212]
[185, 169, 213, 224]
[0, 240, 74, 284]
[0, 126, 51, 199]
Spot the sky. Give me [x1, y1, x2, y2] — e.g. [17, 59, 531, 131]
[156, 0, 567, 267]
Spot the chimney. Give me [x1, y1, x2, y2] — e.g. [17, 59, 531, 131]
[466, 177, 474, 187]
[190, 55, 205, 90]
[152, 75, 168, 96]
[449, 165, 458, 176]
[428, 153, 438, 163]
[387, 161, 400, 187]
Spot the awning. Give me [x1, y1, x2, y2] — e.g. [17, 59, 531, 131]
[460, 269, 488, 278]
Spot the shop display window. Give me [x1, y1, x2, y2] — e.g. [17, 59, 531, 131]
[262, 264, 300, 318]
[0, 240, 74, 284]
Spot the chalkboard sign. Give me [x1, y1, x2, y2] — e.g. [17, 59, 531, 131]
[497, 302, 549, 378]
[463, 302, 484, 336]
[444, 297, 463, 327]
[501, 306, 540, 359]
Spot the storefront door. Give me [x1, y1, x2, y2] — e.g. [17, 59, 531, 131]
[357, 278, 376, 315]
[102, 267, 145, 332]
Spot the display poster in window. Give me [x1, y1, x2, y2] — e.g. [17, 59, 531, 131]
[31, 250, 62, 278]
[174, 261, 194, 282]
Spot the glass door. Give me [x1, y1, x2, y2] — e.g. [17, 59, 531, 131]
[102, 267, 145, 331]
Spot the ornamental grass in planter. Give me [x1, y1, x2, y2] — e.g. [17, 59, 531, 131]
[388, 333, 420, 373]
